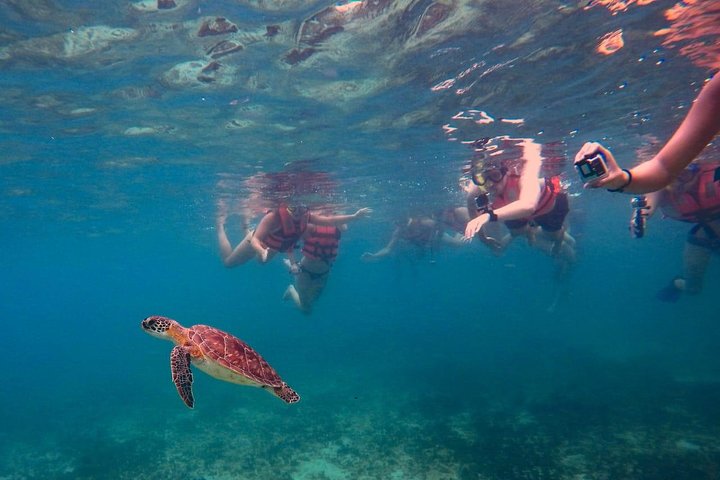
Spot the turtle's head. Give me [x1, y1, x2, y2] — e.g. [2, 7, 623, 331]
[141, 315, 177, 340]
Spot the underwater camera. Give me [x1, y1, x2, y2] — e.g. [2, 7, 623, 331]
[475, 192, 490, 214]
[575, 153, 608, 182]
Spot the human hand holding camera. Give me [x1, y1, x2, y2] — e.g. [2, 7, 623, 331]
[574, 142, 632, 192]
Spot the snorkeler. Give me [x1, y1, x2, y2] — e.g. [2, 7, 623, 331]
[630, 161, 720, 301]
[361, 213, 468, 263]
[217, 203, 372, 267]
[464, 138, 576, 264]
[283, 223, 346, 314]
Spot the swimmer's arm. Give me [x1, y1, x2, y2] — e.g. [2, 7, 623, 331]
[581, 75, 720, 194]
[640, 75, 720, 190]
[494, 140, 543, 220]
[362, 228, 399, 259]
[309, 207, 372, 225]
[251, 212, 276, 256]
[493, 180, 540, 220]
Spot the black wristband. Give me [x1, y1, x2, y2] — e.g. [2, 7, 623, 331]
[488, 210, 498, 222]
[607, 168, 633, 193]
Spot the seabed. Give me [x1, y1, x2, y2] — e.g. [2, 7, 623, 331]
[3, 373, 720, 480]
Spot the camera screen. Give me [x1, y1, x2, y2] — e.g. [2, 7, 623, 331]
[576, 155, 607, 180]
[576, 161, 597, 179]
[589, 157, 606, 173]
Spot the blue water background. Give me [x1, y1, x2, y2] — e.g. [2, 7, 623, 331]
[1, 0, 719, 478]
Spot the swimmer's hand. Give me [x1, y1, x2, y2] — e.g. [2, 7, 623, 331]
[464, 214, 489, 239]
[283, 259, 301, 274]
[574, 142, 626, 189]
[259, 247, 270, 263]
[353, 207, 373, 219]
[361, 252, 377, 262]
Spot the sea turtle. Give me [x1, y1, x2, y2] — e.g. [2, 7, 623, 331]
[141, 315, 300, 408]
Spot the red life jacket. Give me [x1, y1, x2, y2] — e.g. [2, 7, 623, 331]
[302, 224, 341, 262]
[662, 164, 720, 223]
[263, 206, 308, 252]
[491, 174, 560, 219]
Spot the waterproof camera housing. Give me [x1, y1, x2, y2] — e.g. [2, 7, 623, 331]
[575, 153, 609, 182]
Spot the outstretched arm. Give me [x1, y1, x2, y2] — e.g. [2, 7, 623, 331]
[362, 227, 400, 260]
[577, 74, 720, 194]
[310, 207, 372, 225]
[634, 75, 720, 189]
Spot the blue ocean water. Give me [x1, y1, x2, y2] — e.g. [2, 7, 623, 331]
[1, 0, 719, 478]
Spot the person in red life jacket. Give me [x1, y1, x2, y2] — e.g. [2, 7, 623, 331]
[217, 203, 371, 267]
[575, 73, 720, 194]
[282, 223, 347, 314]
[632, 162, 720, 301]
[361, 213, 468, 263]
[464, 139, 576, 263]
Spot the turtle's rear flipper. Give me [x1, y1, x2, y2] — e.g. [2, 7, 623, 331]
[272, 383, 300, 404]
[171, 346, 195, 408]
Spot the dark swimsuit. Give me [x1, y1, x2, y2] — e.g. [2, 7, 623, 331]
[300, 265, 330, 280]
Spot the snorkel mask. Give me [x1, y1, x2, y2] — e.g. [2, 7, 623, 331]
[286, 204, 308, 218]
[471, 165, 507, 186]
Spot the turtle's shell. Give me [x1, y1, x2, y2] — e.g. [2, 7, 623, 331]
[188, 325, 284, 387]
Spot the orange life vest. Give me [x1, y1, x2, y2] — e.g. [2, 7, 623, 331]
[263, 206, 308, 252]
[662, 164, 720, 223]
[302, 224, 341, 262]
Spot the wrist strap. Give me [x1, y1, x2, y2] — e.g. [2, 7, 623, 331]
[607, 169, 632, 193]
[488, 210, 498, 222]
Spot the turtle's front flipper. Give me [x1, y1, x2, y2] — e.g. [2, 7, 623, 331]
[170, 346, 194, 408]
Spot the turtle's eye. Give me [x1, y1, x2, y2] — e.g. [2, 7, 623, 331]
[143, 317, 161, 331]
[143, 316, 172, 333]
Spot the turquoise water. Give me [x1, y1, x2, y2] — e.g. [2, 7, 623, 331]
[1, 1, 719, 478]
